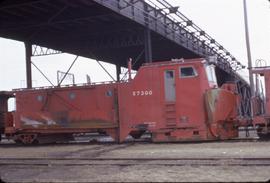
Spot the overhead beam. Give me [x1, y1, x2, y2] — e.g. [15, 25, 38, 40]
[0, 13, 117, 31]
[0, 0, 47, 10]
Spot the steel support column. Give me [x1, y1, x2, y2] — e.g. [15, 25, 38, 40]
[144, 28, 152, 63]
[25, 42, 32, 88]
[116, 64, 121, 81]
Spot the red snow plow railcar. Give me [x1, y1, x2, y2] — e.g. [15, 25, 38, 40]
[0, 58, 242, 144]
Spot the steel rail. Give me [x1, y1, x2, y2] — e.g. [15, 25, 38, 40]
[1, 157, 270, 166]
[0, 137, 259, 147]
[0, 157, 269, 161]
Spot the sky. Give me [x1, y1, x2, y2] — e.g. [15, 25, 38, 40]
[0, 0, 270, 91]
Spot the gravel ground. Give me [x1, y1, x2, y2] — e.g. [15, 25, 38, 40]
[0, 141, 268, 159]
[0, 141, 270, 182]
[1, 165, 270, 182]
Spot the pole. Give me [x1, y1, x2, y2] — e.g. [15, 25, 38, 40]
[243, 0, 254, 96]
[243, 0, 255, 118]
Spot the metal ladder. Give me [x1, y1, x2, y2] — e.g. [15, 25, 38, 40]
[165, 103, 177, 128]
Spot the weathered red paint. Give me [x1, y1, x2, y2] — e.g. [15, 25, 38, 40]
[1, 58, 241, 143]
[205, 89, 239, 139]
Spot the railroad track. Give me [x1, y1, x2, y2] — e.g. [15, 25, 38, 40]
[0, 157, 270, 166]
[0, 137, 260, 146]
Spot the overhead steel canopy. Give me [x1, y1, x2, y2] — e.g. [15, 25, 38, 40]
[0, 0, 244, 71]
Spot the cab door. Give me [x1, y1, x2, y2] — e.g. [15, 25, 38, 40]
[163, 70, 177, 128]
[164, 70, 176, 102]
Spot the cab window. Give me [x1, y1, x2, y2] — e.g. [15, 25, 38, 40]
[180, 66, 197, 78]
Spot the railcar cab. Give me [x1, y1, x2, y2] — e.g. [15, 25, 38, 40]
[167, 58, 219, 90]
[120, 58, 239, 142]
